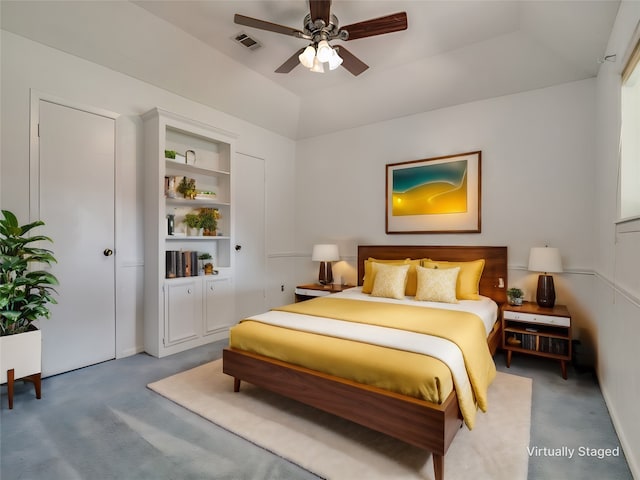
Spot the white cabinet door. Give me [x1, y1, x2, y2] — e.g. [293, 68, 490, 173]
[164, 279, 201, 346]
[203, 276, 234, 335]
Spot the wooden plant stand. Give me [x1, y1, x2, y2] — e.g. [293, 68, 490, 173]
[5, 368, 42, 409]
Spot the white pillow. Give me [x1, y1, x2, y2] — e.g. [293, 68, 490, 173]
[370, 263, 410, 300]
[415, 265, 460, 303]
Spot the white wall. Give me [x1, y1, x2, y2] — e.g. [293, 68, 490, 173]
[594, 2, 640, 478]
[0, 30, 297, 357]
[295, 79, 598, 345]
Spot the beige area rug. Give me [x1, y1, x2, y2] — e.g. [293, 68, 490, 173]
[148, 360, 531, 480]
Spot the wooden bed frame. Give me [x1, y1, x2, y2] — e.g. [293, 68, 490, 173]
[223, 245, 507, 480]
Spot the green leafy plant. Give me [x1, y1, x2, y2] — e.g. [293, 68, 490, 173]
[198, 252, 212, 260]
[507, 287, 523, 299]
[177, 177, 196, 199]
[0, 210, 59, 336]
[198, 208, 219, 234]
[184, 212, 202, 229]
[164, 150, 177, 159]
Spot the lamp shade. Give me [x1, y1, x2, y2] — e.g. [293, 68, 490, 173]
[298, 45, 316, 68]
[312, 244, 339, 262]
[528, 247, 563, 273]
[328, 49, 343, 70]
[316, 40, 333, 63]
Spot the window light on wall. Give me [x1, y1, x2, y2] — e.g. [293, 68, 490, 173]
[620, 34, 640, 220]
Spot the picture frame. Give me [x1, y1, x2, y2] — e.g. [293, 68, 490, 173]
[386, 151, 481, 234]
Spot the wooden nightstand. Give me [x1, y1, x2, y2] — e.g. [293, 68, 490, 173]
[294, 283, 354, 302]
[502, 302, 572, 379]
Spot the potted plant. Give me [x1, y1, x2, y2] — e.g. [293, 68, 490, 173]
[197, 252, 212, 275]
[0, 210, 58, 408]
[198, 208, 219, 236]
[184, 212, 202, 236]
[177, 176, 197, 199]
[507, 287, 524, 306]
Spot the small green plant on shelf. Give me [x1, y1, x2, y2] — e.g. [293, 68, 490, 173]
[164, 150, 177, 159]
[177, 177, 196, 199]
[184, 213, 202, 230]
[507, 287, 524, 306]
[197, 253, 213, 275]
[198, 208, 219, 236]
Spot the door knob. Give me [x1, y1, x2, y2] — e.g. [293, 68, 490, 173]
[235, 245, 242, 251]
[103, 248, 113, 257]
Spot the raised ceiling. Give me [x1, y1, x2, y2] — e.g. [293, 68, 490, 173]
[1, 1, 620, 139]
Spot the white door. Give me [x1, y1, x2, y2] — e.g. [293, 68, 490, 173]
[37, 99, 116, 376]
[235, 153, 266, 321]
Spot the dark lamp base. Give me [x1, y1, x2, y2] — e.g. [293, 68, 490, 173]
[318, 261, 333, 285]
[536, 274, 556, 308]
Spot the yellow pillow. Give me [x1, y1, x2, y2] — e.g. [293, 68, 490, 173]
[421, 259, 485, 300]
[362, 258, 408, 293]
[403, 259, 421, 296]
[370, 263, 410, 300]
[415, 265, 459, 303]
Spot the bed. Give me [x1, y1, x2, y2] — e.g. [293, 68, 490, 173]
[223, 245, 508, 480]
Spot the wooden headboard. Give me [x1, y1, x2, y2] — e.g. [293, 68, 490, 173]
[357, 245, 508, 305]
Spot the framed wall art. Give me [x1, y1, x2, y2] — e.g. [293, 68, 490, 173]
[386, 151, 481, 234]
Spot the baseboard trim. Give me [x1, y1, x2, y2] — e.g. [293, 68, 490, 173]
[600, 386, 640, 479]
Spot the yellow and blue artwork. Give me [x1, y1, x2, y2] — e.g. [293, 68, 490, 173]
[392, 159, 468, 216]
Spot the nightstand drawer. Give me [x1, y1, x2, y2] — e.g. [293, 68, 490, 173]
[294, 288, 332, 297]
[503, 310, 570, 327]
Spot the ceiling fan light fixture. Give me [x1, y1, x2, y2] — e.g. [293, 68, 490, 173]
[316, 40, 333, 63]
[328, 48, 343, 70]
[299, 44, 316, 68]
[310, 56, 325, 73]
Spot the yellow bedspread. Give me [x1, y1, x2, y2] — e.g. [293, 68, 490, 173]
[230, 296, 496, 428]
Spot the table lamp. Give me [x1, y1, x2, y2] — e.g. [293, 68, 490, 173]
[528, 247, 563, 308]
[312, 244, 339, 285]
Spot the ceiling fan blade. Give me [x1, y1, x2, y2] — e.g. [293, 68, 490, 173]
[234, 14, 303, 38]
[342, 12, 408, 40]
[309, 0, 331, 25]
[335, 46, 369, 76]
[275, 48, 306, 74]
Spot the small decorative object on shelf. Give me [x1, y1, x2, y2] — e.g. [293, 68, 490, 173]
[198, 252, 212, 275]
[167, 214, 175, 235]
[177, 176, 197, 199]
[184, 213, 202, 236]
[199, 208, 219, 236]
[185, 149, 196, 165]
[506, 287, 524, 306]
[164, 149, 176, 159]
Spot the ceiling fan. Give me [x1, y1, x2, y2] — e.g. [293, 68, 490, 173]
[234, 0, 408, 76]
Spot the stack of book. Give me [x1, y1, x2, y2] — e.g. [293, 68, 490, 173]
[166, 250, 199, 278]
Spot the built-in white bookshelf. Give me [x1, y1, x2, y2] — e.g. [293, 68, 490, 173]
[142, 108, 237, 357]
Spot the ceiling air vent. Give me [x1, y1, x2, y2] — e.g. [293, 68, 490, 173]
[233, 32, 262, 51]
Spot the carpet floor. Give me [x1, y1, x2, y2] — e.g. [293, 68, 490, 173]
[148, 360, 532, 480]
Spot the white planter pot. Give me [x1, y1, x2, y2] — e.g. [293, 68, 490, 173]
[0, 329, 42, 384]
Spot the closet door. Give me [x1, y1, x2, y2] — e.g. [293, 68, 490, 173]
[235, 153, 266, 320]
[37, 99, 116, 376]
